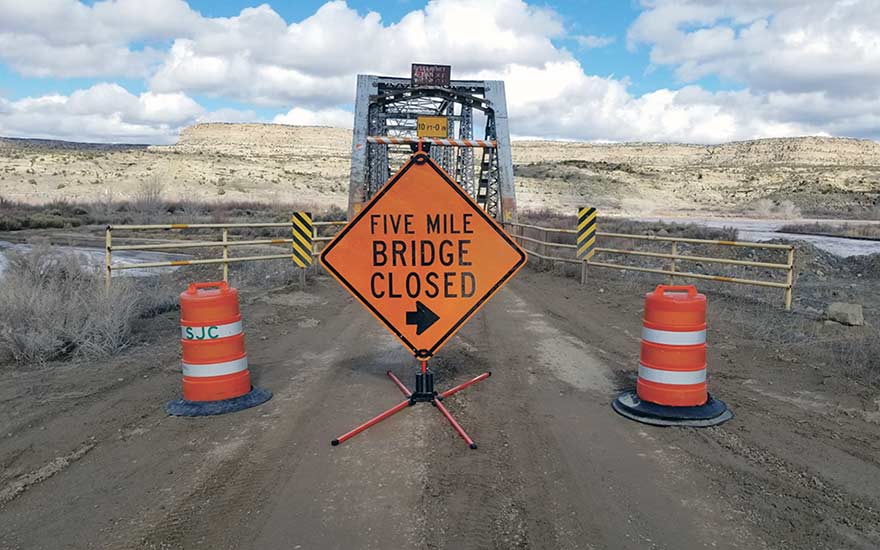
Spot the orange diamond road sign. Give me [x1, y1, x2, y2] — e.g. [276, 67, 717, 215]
[321, 152, 527, 359]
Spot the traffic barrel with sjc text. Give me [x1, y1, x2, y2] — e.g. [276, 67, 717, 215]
[165, 281, 271, 416]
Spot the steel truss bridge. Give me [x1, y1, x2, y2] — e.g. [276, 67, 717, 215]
[348, 74, 517, 222]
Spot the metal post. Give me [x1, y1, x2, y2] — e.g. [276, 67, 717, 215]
[222, 227, 229, 282]
[311, 226, 318, 276]
[484, 81, 517, 222]
[105, 226, 112, 290]
[541, 227, 548, 268]
[669, 241, 677, 284]
[580, 260, 587, 285]
[784, 247, 794, 311]
[348, 74, 376, 219]
[299, 267, 306, 290]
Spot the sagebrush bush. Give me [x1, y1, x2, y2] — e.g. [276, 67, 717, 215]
[0, 246, 143, 363]
[0, 193, 345, 231]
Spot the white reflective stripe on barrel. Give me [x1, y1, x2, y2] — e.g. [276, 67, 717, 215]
[638, 364, 706, 385]
[182, 356, 248, 377]
[181, 320, 243, 340]
[641, 327, 706, 346]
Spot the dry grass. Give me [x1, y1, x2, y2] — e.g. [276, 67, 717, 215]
[749, 199, 803, 219]
[713, 298, 880, 387]
[132, 178, 165, 213]
[0, 246, 177, 364]
[0, 192, 346, 231]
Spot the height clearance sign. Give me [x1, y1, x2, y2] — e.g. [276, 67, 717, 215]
[321, 153, 527, 359]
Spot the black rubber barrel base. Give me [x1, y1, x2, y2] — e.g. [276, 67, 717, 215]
[612, 389, 733, 427]
[165, 386, 272, 417]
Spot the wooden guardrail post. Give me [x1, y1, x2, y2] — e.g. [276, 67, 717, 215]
[669, 241, 677, 284]
[784, 247, 795, 311]
[312, 224, 320, 276]
[541, 227, 547, 266]
[105, 226, 112, 290]
[222, 227, 229, 282]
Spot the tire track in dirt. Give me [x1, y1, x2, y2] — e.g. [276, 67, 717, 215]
[506, 270, 880, 550]
[689, 427, 880, 548]
[417, 312, 541, 550]
[0, 442, 95, 505]
[129, 289, 409, 548]
[129, 279, 434, 550]
[418, 284, 764, 549]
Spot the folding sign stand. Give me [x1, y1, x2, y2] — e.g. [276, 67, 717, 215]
[331, 361, 491, 449]
[322, 144, 526, 451]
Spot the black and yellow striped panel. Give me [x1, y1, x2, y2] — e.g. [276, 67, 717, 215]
[577, 207, 597, 261]
[291, 212, 313, 268]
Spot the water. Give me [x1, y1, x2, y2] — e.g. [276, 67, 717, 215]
[0, 241, 190, 278]
[633, 217, 880, 257]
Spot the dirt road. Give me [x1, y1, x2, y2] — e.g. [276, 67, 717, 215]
[1, 271, 878, 549]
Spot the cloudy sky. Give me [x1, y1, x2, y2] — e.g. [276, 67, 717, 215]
[0, 0, 876, 144]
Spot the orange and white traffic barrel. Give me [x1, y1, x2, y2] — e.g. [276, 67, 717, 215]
[613, 285, 731, 427]
[166, 282, 271, 416]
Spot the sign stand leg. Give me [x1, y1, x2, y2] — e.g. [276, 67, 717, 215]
[331, 360, 490, 450]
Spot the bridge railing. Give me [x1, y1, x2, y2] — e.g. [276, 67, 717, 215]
[503, 221, 796, 310]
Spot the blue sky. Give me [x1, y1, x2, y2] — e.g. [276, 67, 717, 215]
[0, 1, 877, 144]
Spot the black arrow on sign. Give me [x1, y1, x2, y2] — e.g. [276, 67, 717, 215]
[406, 301, 440, 335]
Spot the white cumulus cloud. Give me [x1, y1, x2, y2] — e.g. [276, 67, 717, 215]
[0, 0, 879, 143]
[273, 107, 353, 129]
[148, 0, 567, 107]
[628, 0, 880, 97]
[575, 35, 615, 49]
[479, 62, 823, 143]
[0, 83, 204, 143]
[0, 0, 203, 77]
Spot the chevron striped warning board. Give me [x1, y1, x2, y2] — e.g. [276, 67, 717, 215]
[291, 212, 313, 268]
[577, 207, 597, 261]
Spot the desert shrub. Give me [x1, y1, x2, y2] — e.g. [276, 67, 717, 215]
[0, 246, 146, 363]
[0, 197, 85, 229]
[0, 192, 345, 231]
[829, 333, 880, 386]
[133, 178, 165, 212]
[315, 205, 346, 222]
[750, 198, 802, 219]
[228, 246, 302, 289]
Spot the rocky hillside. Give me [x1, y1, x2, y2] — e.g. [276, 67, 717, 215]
[160, 123, 351, 158]
[1, 124, 878, 218]
[514, 136, 880, 166]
